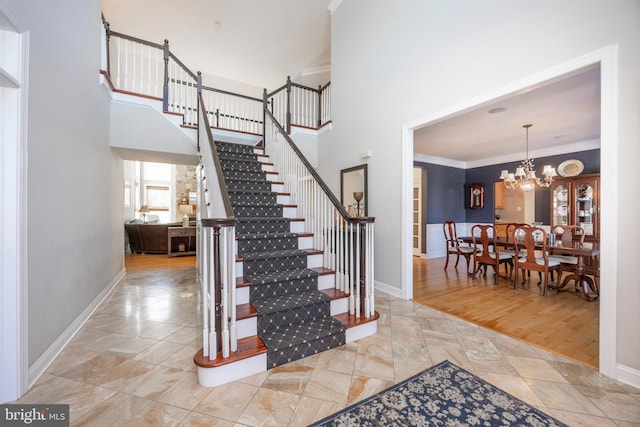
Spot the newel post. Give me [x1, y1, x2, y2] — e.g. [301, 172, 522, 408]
[285, 76, 292, 134]
[104, 20, 111, 76]
[196, 71, 202, 151]
[162, 39, 170, 112]
[317, 85, 322, 128]
[212, 226, 223, 356]
[263, 88, 268, 150]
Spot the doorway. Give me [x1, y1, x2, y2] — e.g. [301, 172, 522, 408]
[412, 167, 424, 256]
[401, 49, 617, 378]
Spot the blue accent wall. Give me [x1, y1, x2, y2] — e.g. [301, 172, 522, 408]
[414, 162, 466, 223]
[416, 149, 600, 225]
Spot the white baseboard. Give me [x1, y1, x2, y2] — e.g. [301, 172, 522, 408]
[28, 268, 126, 388]
[616, 363, 640, 389]
[374, 280, 402, 298]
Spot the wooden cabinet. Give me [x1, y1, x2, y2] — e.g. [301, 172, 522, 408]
[168, 226, 196, 257]
[494, 182, 505, 209]
[551, 174, 599, 276]
[550, 174, 599, 241]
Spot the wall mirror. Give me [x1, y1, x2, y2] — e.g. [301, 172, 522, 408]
[341, 164, 368, 217]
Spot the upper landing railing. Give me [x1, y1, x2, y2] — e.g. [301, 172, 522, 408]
[100, 18, 331, 135]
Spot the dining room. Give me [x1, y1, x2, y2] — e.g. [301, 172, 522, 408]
[410, 66, 602, 370]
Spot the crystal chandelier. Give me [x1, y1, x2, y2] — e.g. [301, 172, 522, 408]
[499, 124, 557, 191]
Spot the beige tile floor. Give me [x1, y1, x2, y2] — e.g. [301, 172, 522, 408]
[16, 266, 640, 426]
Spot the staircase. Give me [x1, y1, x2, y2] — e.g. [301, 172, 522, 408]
[195, 140, 377, 386]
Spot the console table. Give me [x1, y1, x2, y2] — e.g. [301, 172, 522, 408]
[168, 226, 196, 257]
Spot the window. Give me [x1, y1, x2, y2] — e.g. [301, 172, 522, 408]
[146, 185, 170, 210]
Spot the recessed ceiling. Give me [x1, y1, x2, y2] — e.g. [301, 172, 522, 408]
[414, 66, 601, 168]
[100, 0, 333, 91]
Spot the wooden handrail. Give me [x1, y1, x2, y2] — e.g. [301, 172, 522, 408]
[108, 30, 165, 50]
[198, 93, 235, 220]
[263, 107, 373, 224]
[168, 52, 197, 81]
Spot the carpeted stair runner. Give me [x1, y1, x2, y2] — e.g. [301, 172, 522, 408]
[215, 140, 346, 368]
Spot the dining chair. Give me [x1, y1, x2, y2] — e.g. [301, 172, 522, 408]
[513, 226, 560, 296]
[443, 220, 478, 275]
[548, 225, 585, 291]
[500, 223, 529, 278]
[471, 224, 513, 285]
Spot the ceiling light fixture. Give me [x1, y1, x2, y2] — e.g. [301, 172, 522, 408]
[499, 124, 557, 191]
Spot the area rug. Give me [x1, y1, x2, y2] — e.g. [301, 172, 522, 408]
[309, 360, 567, 426]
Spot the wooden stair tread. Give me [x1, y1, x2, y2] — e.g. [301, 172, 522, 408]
[320, 288, 349, 300]
[237, 303, 257, 320]
[309, 267, 334, 276]
[194, 336, 267, 368]
[335, 311, 380, 328]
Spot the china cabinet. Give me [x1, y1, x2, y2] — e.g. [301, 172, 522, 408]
[550, 174, 599, 241]
[550, 174, 599, 276]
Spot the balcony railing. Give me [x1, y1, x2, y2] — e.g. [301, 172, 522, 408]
[101, 19, 330, 134]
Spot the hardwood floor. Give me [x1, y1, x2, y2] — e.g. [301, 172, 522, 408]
[412, 256, 599, 369]
[124, 252, 196, 272]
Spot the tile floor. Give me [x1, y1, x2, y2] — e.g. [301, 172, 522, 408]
[15, 265, 640, 426]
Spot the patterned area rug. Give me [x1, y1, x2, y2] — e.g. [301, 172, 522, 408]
[309, 360, 567, 426]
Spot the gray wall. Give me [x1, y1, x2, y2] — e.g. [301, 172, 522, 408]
[322, 1, 640, 376]
[9, 0, 124, 367]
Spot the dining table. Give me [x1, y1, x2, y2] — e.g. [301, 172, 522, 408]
[459, 235, 599, 301]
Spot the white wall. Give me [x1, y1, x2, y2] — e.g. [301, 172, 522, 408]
[324, 1, 640, 377]
[7, 0, 125, 375]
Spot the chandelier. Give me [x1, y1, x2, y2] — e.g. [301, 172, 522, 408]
[499, 124, 556, 191]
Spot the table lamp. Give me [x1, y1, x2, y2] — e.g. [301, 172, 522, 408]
[138, 205, 150, 223]
[178, 204, 192, 227]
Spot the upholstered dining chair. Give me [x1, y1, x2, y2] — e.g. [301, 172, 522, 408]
[443, 220, 478, 275]
[513, 225, 560, 296]
[471, 224, 513, 285]
[548, 225, 585, 291]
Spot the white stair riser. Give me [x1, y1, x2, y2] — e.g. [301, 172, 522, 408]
[297, 235, 313, 249]
[290, 221, 304, 233]
[197, 354, 267, 387]
[282, 206, 297, 218]
[346, 320, 378, 343]
[261, 164, 274, 173]
[330, 297, 348, 316]
[271, 183, 284, 193]
[237, 286, 250, 305]
[276, 194, 290, 205]
[307, 253, 323, 268]
[317, 274, 335, 290]
[237, 316, 256, 339]
[266, 173, 279, 182]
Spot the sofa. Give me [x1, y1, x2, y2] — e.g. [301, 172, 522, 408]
[125, 221, 196, 254]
